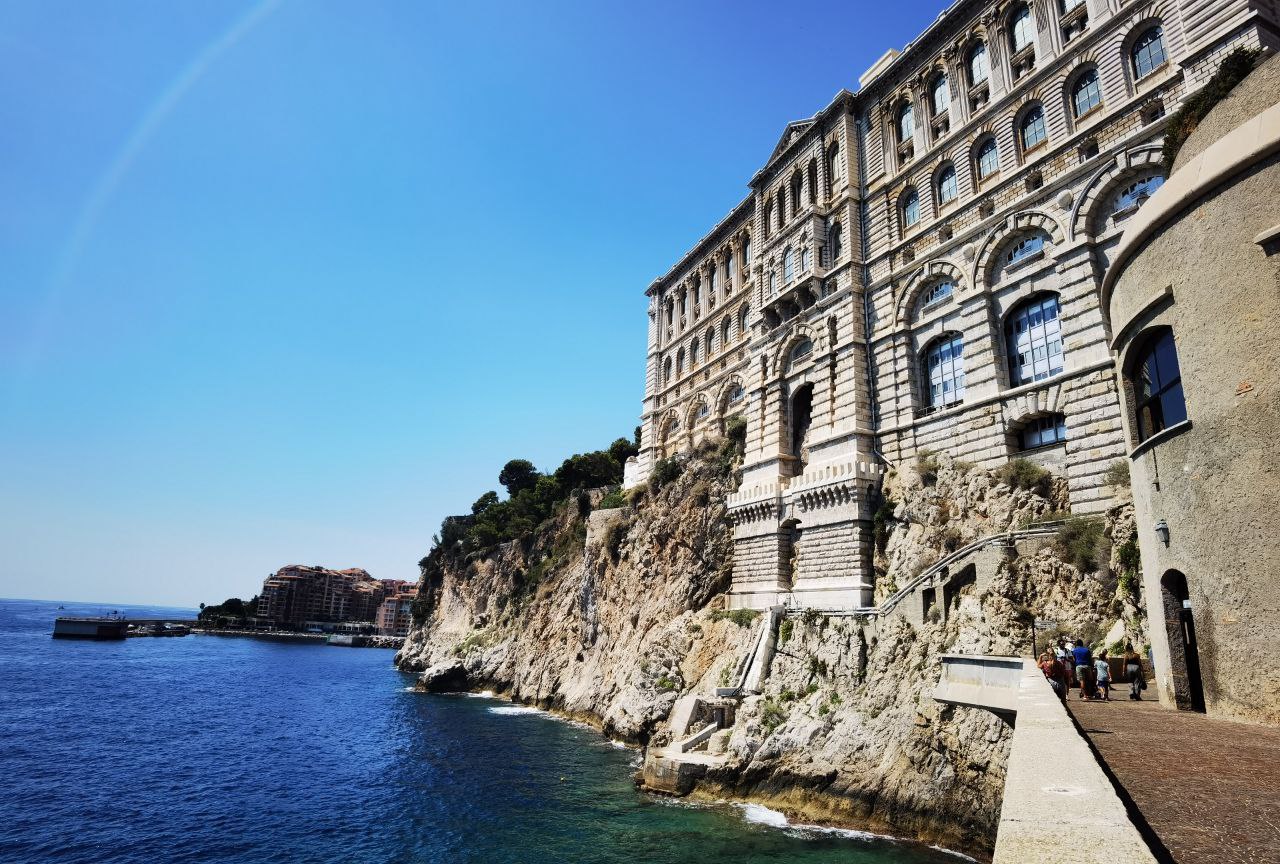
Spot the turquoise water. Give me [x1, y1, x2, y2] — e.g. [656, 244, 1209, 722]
[0, 598, 965, 863]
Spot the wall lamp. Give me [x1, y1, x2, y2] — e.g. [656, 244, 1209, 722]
[1153, 519, 1170, 546]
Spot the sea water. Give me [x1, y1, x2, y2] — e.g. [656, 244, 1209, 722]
[0, 598, 965, 863]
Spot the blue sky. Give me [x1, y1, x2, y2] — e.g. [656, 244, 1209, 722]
[0, 0, 943, 607]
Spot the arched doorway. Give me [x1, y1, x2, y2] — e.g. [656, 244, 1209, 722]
[1161, 570, 1205, 712]
[789, 384, 814, 475]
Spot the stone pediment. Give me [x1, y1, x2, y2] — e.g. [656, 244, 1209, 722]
[765, 120, 816, 167]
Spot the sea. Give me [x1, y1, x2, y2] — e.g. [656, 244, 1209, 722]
[0, 598, 968, 864]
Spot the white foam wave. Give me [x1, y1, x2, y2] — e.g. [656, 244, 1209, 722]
[488, 705, 542, 715]
[736, 803, 790, 828]
[463, 690, 497, 699]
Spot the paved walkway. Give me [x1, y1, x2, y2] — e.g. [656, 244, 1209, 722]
[1067, 690, 1280, 864]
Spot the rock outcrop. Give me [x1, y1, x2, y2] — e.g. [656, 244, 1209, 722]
[396, 443, 1140, 859]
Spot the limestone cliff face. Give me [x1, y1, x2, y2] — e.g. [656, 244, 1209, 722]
[396, 445, 1137, 858]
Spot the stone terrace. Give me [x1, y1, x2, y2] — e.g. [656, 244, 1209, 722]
[1068, 696, 1280, 864]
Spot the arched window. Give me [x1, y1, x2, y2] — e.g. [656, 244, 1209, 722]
[727, 384, 744, 405]
[937, 164, 959, 205]
[1019, 104, 1047, 151]
[1113, 174, 1165, 213]
[917, 279, 955, 316]
[676, 348, 685, 374]
[768, 272, 777, 294]
[790, 173, 803, 216]
[665, 299, 674, 326]
[783, 248, 794, 282]
[931, 72, 951, 116]
[923, 334, 965, 408]
[678, 290, 687, 319]
[764, 200, 774, 238]
[706, 326, 717, 355]
[800, 248, 809, 273]
[743, 237, 752, 266]
[1128, 328, 1186, 442]
[1019, 413, 1067, 450]
[722, 316, 732, 345]
[696, 401, 710, 421]
[897, 102, 915, 144]
[829, 220, 843, 261]
[708, 265, 717, 297]
[787, 338, 813, 371]
[807, 160, 818, 206]
[739, 305, 750, 338]
[975, 137, 999, 180]
[663, 357, 672, 384]
[690, 337, 700, 365]
[968, 42, 989, 86]
[725, 250, 734, 285]
[1006, 232, 1047, 266]
[1010, 5, 1034, 53]
[902, 188, 921, 228]
[827, 142, 842, 190]
[1131, 25, 1167, 79]
[1071, 68, 1102, 117]
[1006, 294, 1063, 385]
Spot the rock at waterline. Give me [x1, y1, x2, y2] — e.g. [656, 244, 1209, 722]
[417, 659, 468, 693]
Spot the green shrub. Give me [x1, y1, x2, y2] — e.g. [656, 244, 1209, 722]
[1104, 460, 1130, 488]
[597, 487, 626, 510]
[602, 519, 629, 561]
[778, 619, 794, 646]
[710, 608, 760, 627]
[940, 526, 963, 553]
[725, 414, 747, 449]
[1116, 536, 1140, 575]
[873, 494, 896, 552]
[655, 676, 678, 692]
[917, 451, 940, 486]
[760, 699, 787, 733]
[997, 458, 1053, 496]
[1163, 48, 1261, 170]
[648, 457, 683, 492]
[1054, 517, 1106, 573]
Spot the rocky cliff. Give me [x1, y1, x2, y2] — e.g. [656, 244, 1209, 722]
[396, 441, 1142, 858]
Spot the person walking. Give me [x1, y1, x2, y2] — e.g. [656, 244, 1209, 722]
[1124, 642, 1144, 700]
[1095, 650, 1112, 701]
[1071, 639, 1094, 700]
[1056, 640, 1075, 689]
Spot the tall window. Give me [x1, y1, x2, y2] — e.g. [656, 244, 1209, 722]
[1010, 5, 1034, 53]
[1113, 174, 1165, 213]
[1072, 68, 1102, 117]
[829, 220, 843, 261]
[722, 316, 732, 345]
[902, 188, 921, 228]
[790, 173, 803, 216]
[676, 348, 685, 374]
[663, 357, 672, 384]
[1132, 25, 1167, 79]
[923, 334, 965, 409]
[897, 102, 915, 144]
[1020, 414, 1067, 449]
[1129, 328, 1186, 441]
[931, 73, 951, 116]
[1059, 0, 1084, 11]
[1006, 294, 1063, 385]
[787, 338, 813, 371]
[706, 326, 716, 355]
[690, 337, 700, 365]
[743, 237, 751, 266]
[937, 164, 959, 205]
[1019, 105, 1047, 151]
[764, 200, 774, 238]
[917, 279, 954, 316]
[968, 42, 989, 86]
[1006, 232, 1047, 266]
[725, 251, 734, 286]
[739, 305, 750, 338]
[827, 142, 842, 190]
[708, 266, 716, 297]
[800, 248, 809, 273]
[768, 272, 776, 294]
[783, 247, 795, 282]
[665, 300, 674, 326]
[976, 137, 999, 179]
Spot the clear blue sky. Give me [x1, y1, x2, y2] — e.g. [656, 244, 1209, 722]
[0, 0, 942, 607]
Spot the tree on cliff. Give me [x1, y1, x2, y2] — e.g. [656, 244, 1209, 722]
[498, 459, 539, 497]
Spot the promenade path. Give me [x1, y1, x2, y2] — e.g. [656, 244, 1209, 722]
[1067, 693, 1280, 864]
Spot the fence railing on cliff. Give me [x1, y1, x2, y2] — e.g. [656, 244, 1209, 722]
[791, 521, 1067, 619]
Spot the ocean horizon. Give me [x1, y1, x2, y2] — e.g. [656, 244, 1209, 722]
[0, 598, 966, 863]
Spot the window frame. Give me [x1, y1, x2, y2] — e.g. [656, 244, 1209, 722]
[1010, 5, 1034, 54]
[931, 72, 951, 117]
[1005, 292, 1064, 386]
[937, 164, 959, 206]
[1019, 104, 1048, 152]
[1071, 67, 1102, 118]
[1018, 413, 1068, 451]
[968, 42, 989, 87]
[922, 333, 966, 410]
[975, 136, 1000, 180]
[1131, 25, 1167, 80]
[897, 101, 915, 144]
[902, 187, 921, 228]
[1127, 328, 1187, 443]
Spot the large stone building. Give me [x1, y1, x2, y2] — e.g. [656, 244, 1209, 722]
[631, 0, 1278, 609]
[256, 565, 405, 630]
[1103, 52, 1280, 724]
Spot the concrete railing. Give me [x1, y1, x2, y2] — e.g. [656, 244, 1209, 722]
[936, 656, 1158, 864]
[933, 654, 1023, 716]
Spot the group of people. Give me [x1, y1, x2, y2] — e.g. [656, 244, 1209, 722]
[1038, 639, 1147, 702]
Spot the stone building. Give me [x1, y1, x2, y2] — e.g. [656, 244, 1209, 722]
[631, 0, 1279, 610]
[256, 565, 403, 630]
[1102, 52, 1280, 725]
